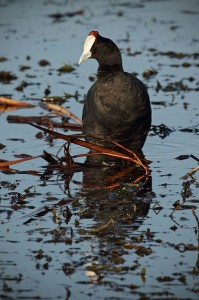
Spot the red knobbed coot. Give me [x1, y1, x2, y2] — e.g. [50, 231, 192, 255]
[79, 31, 151, 150]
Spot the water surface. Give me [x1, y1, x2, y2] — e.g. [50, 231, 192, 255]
[0, 0, 199, 299]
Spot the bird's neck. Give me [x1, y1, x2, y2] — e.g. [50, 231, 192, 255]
[97, 63, 123, 77]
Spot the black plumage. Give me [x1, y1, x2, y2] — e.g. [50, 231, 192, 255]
[79, 31, 151, 150]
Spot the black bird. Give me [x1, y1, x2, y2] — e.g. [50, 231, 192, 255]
[79, 31, 151, 150]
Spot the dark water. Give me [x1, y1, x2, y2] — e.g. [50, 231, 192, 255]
[0, 0, 199, 299]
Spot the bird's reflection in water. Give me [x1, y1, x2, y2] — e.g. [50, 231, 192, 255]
[80, 151, 153, 232]
[40, 149, 153, 232]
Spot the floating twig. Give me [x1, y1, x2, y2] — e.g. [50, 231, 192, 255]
[41, 102, 82, 124]
[0, 155, 40, 168]
[7, 115, 82, 131]
[0, 96, 35, 108]
[188, 165, 199, 176]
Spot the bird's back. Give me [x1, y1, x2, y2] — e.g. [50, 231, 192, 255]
[82, 71, 151, 150]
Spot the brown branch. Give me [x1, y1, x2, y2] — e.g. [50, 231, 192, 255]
[188, 165, 199, 176]
[41, 102, 82, 124]
[111, 140, 149, 173]
[27, 123, 147, 171]
[7, 115, 82, 131]
[0, 155, 40, 168]
[0, 96, 35, 108]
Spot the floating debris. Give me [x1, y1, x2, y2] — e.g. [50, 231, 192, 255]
[57, 64, 75, 73]
[0, 71, 17, 83]
[19, 65, 31, 72]
[150, 124, 174, 138]
[0, 56, 8, 62]
[143, 68, 158, 79]
[0, 143, 6, 150]
[156, 51, 199, 59]
[157, 276, 174, 282]
[38, 59, 51, 67]
[47, 9, 84, 22]
[15, 80, 29, 92]
[162, 80, 199, 92]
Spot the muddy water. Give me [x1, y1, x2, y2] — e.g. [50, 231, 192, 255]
[0, 0, 199, 299]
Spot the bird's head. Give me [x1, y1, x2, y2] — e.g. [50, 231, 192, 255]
[79, 31, 122, 66]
